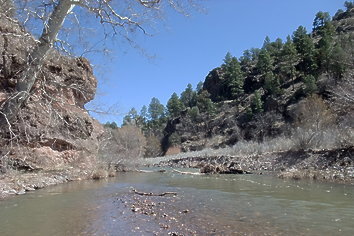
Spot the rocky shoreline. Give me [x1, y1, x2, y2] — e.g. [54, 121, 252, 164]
[156, 147, 354, 184]
[1, 147, 353, 200]
[0, 168, 94, 200]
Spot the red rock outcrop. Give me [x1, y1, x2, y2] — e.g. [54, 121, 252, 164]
[0, 13, 104, 172]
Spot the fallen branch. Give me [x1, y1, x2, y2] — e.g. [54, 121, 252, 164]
[172, 169, 204, 175]
[131, 188, 177, 196]
[135, 169, 166, 173]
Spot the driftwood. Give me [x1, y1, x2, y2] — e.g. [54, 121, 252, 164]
[172, 169, 204, 176]
[135, 169, 166, 173]
[131, 189, 177, 197]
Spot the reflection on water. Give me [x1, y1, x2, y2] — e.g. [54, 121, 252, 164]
[0, 169, 353, 235]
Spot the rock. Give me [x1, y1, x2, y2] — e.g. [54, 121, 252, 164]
[16, 189, 26, 195]
[200, 163, 246, 175]
[0, 15, 104, 172]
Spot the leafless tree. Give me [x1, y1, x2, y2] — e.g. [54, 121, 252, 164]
[99, 125, 146, 164]
[0, 0, 202, 128]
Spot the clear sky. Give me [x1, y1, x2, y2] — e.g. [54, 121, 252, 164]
[86, 0, 345, 125]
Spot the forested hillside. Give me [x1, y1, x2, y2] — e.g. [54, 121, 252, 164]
[106, 2, 354, 157]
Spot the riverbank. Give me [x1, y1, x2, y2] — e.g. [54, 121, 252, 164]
[0, 164, 120, 200]
[0, 169, 89, 200]
[155, 147, 354, 184]
[2, 146, 353, 200]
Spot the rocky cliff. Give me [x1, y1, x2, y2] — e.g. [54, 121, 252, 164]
[0, 13, 104, 174]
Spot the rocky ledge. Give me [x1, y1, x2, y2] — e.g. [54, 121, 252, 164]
[157, 147, 354, 184]
[0, 12, 104, 199]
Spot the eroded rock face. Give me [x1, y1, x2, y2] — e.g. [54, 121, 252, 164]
[0, 13, 104, 171]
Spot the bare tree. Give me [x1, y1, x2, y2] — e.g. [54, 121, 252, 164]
[99, 125, 146, 164]
[0, 0, 201, 128]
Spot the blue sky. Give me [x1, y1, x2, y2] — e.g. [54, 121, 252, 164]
[86, 0, 345, 125]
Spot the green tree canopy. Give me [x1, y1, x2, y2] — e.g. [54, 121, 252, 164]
[167, 92, 185, 118]
[313, 11, 331, 32]
[345, 1, 354, 11]
[251, 91, 263, 114]
[180, 83, 197, 108]
[223, 56, 244, 99]
[279, 36, 299, 88]
[292, 26, 317, 75]
[196, 90, 215, 114]
[148, 97, 165, 121]
[256, 49, 274, 75]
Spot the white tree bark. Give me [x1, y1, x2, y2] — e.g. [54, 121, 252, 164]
[1, 0, 75, 125]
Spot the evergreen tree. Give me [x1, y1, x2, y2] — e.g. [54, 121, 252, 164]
[222, 54, 244, 99]
[148, 97, 165, 121]
[223, 51, 233, 65]
[240, 49, 253, 74]
[313, 11, 331, 32]
[270, 38, 284, 65]
[187, 106, 200, 122]
[251, 91, 263, 114]
[316, 26, 335, 74]
[180, 83, 197, 108]
[292, 26, 317, 75]
[196, 90, 215, 114]
[256, 49, 274, 75]
[280, 36, 299, 89]
[303, 75, 318, 95]
[329, 44, 348, 81]
[140, 105, 148, 123]
[262, 36, 271, 50]
[264, 72, 281, 96]
[167, 92, 185, 118]
[344, 1, 354, 11]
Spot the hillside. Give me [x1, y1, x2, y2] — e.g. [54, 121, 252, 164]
[159, 5, 354, 154]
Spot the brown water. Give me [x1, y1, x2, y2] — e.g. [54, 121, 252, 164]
[0, 169, 354, 235]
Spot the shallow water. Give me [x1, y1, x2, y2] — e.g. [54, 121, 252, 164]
[0, 169, 353, 235]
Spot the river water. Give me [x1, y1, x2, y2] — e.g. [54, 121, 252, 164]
[0, 169, 353, 235]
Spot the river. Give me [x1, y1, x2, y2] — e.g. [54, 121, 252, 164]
[0, 169, 353, 235]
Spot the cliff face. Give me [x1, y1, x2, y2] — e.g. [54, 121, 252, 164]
[0, 14, 104, 172]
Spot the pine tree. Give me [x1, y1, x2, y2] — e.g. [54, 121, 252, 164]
[313, 11, 331, 33]
[262, 36, 271, 50]
[251, 91, 263, 114]
[139, 106, 148, 124]
[196, 90, 215, 114]
[257, 49, 274, 75]
[222, 54, 244, 99]
[264, 72, 281, 96]
[240, 49, 253, 74]
[303, 75, 318, 95]
[148, 97, 165, 121]
[180, 83, 197, 108]
[280, 36, 299, 89]
[292, 26, 317, 75]
[316, 27, 335, 74]
[167, 92, 185, 118]
[329, 44, 348, 81]
[345, 1, 354, 11]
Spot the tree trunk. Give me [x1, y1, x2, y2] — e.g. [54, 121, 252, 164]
[0, 0, 74, 128]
